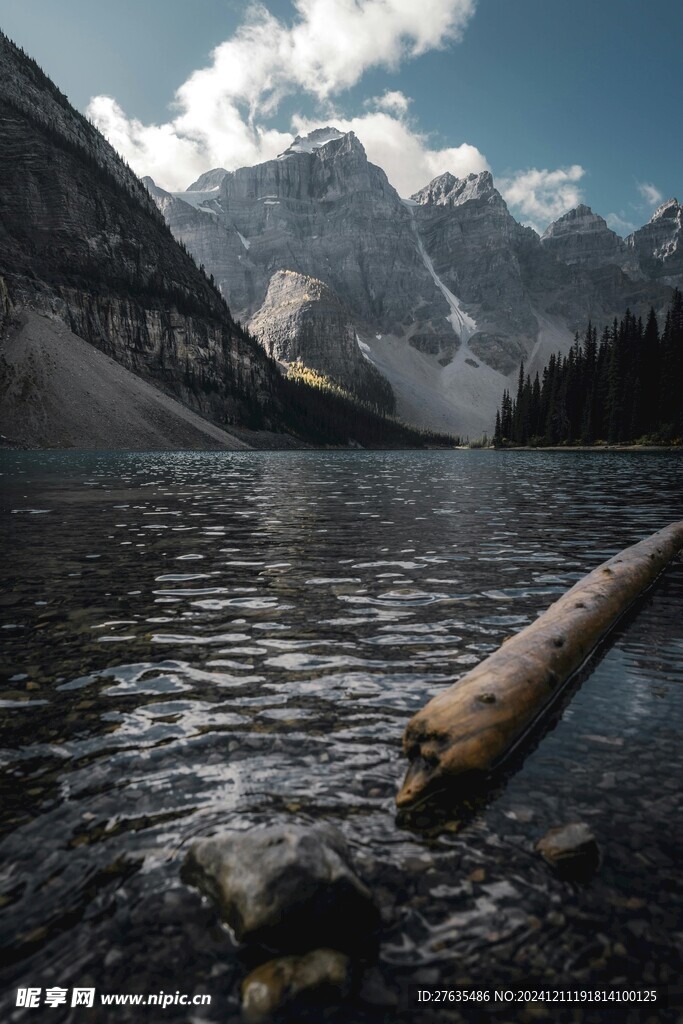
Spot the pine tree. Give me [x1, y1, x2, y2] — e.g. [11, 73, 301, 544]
[494, 409, 502, 446]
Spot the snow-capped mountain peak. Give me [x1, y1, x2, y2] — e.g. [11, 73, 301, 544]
[278, 126, 345, 158]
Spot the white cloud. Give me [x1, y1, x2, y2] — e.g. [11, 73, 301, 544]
[89, 94, 293, 191]
[605, 211, 636, 236]
[368, 90, 412, 115]
[283, 0, 476, 98]
[637, 181, 662, 206]
[88, 0, 477, 191]
[498, 165, 586, 230]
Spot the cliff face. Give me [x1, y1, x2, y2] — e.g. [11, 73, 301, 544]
[409, 172, 539, 372]
[0, 311, 252, 450]
[0, 32, 279, 433]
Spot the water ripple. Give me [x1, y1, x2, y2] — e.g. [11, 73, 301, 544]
[1, 449, 681, 1019]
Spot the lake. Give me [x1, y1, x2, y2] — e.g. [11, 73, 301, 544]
[1, 450, 682, 1021]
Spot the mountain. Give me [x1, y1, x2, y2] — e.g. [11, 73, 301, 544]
[151, 130, 450, 339]
[145, 132, 485, 430]
[540, 204, 641, 276]
[408, 169, 541, 374]
[540, 201, 683, 288]
[187, 167, 229, 191]
[148, 130, 675, 437]
[1, 35, 447, 450]
[4, 24, 673, 447]
[408, 174, 672, 378]
[626, 198, 683, 285]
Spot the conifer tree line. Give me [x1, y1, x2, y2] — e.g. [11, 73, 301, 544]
[494, 290, 683, 446]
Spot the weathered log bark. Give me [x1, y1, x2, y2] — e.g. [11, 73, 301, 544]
[397, 522, 683, 809]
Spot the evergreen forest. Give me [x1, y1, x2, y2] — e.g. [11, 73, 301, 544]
[494, 290, 683, 446]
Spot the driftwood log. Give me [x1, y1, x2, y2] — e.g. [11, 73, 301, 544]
[397, 521, 683, 809]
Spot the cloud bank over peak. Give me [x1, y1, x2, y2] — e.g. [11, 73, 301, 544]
[87, 0, 589, 226]
[291, 110, 489, 195]
[88, 0, 478, 193]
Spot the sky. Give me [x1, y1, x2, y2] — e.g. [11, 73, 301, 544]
[2, 0, 681, 233]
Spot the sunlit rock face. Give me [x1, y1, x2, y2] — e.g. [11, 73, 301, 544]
[249, 271, 394, 411]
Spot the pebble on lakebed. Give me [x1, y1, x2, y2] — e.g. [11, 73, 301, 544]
[535, 822, 600, 880]
[182, 823, 379, 952]
[241, 949, 352, 1024]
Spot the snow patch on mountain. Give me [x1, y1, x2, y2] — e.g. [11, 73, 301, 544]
[408, 207, 477, 345]
[171, 189, 222, 215]
[355, 331, 373, 362]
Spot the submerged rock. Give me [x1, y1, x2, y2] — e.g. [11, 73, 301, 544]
[241, 948, 351, 1023]
[536, 822, 600, 880]
[182, 824, 378, 951]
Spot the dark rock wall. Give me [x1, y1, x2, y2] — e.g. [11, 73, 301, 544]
[0, 32, 278, 431]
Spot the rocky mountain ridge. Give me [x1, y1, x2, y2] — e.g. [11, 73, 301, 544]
[626, 198, 682, 284]
[411, 169, 499, 208]
[540, 204, 641, 276]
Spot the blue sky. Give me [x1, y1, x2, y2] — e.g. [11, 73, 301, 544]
[2, 0, 681, 232]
